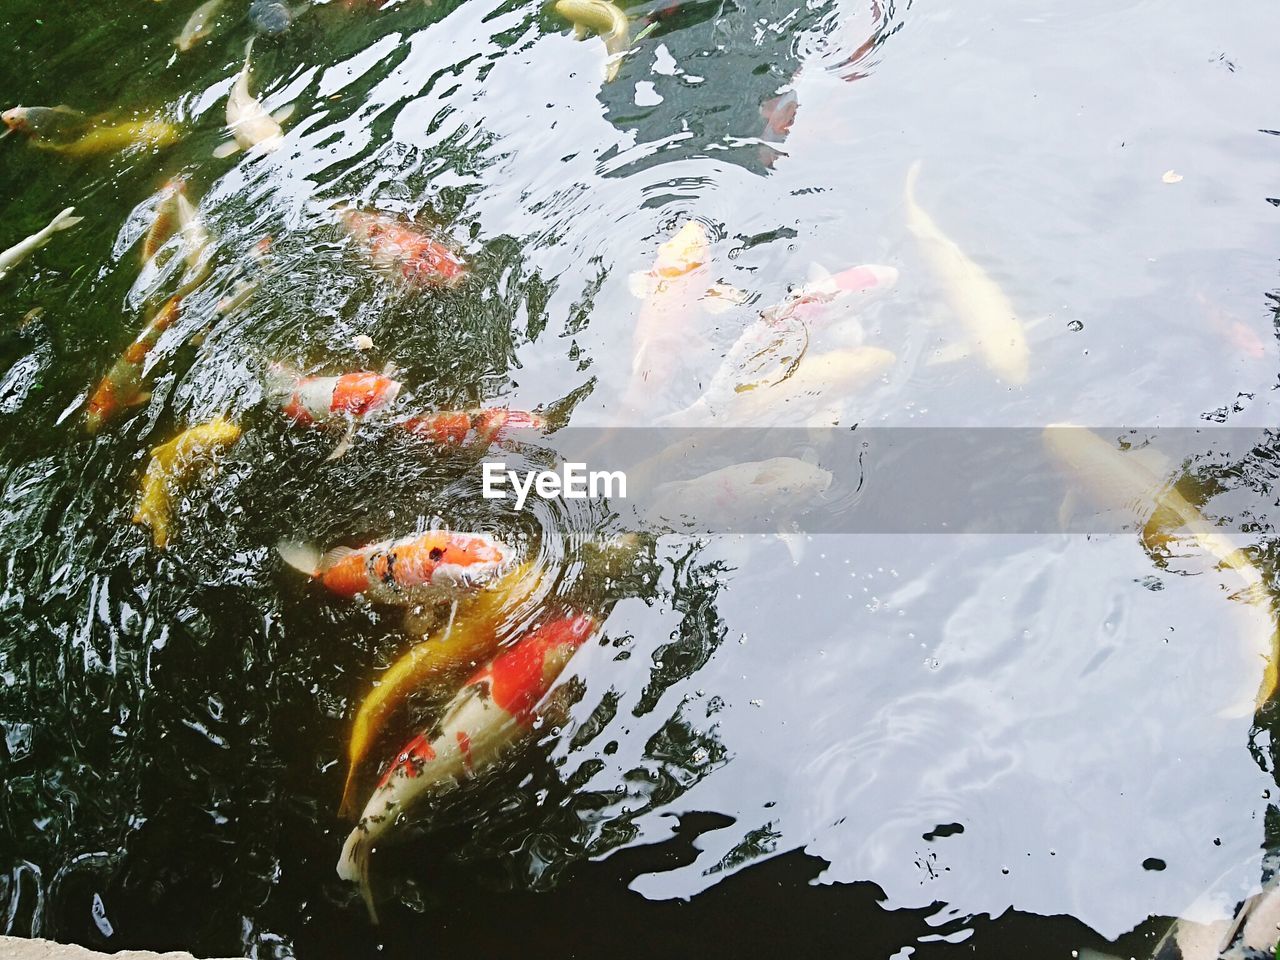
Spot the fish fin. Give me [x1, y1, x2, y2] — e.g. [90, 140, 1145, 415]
[924, 340, 972, 366]
[337, 829, 379, 924]
[212, 140, 240, 159]
[777, 532, 805, 564]
[327, 421, 356, 461]
[904, 158, 923, 206]
[318, 545, 359, 570]
[126, 391, 152, 407]
[806, 262, 831, 284]
[381, 361, 401, 379]
[338, 772, 362, 821]
[1057, 489, 1077, 532]
[627, 270, 654, 299]
[277, 540, 322, 577]
[51, 208, 83, 231]
[573, 23, 589, 39]
[271, 103, 297, 124]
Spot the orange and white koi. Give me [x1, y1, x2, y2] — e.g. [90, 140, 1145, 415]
[402, 408, 546, 445]
[271, 365, 402, 427]
[277, 530, 514, 605]
[85, 296, 182, 434]
[340, 208, 467, 287]
[337, 612, 597, 920]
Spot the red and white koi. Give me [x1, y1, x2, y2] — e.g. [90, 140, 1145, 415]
[402, 408, 546, 445]
[340, 208, 466, 287]
[763, 262, 898, 329]
[337, 612, 597, 920]
[271, 365, 402, 426]
[278, 530, 514, 605]
[269, 363, 402, 457]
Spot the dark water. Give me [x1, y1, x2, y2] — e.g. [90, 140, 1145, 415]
[2, 0, 1280, 956]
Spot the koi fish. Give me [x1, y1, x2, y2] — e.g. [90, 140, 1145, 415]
[1, 105, 88, 141]
[1044, 424, 1278, 707]
[338, 560, 546, 819]
[176, 0, 226, 51]
[0, 207, 83, 283]
[646, 457, 833, 527]
[249, 0, 307, 35]
[214, 39, 294, 158]
[337, 612, 597, 920]
[268, 364, 402, 458]
[760, 88, 798, 143]
[905, 160, 1029, 385]
[554, 0, 630, 82]
[339, 208, 466, 287]
[622, 220, 711, 410]
[133, 418, 242, 549]
[764, 262, 898, 326]
[140, 178, 213, 302]
[402, 408, 546, 445]
[277, 530, 514, 605]
[39, 118, 181, 157]
[85, 296, 183, 434]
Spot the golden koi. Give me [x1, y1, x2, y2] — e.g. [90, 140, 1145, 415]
[0, 207, 83, 283]
[40, 118, 181, 157]
[554, 0, 631, 82]
[338, 612, 598, 920]
[1044, 424, 1278, 706]
[338, 560, 545, 819]
[278, 530, 514, 605]
[85, 296, 183, 433]
[176, 0, 226, 51]
[133, 418, 242, 549]
[904, 160, 1029, 385]
[214, 39, 294, 158]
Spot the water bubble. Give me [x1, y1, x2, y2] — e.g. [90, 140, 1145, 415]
[1067, 320, 1084, 332]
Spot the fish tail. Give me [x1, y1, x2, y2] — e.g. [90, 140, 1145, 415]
[904, 159, 923, 206]
[243, 36, 256, 66]
[51, 207, 83, 232]
[338, 769, 362, 820]
[337, 828, 379, 923]
[277, 540, 322, 577]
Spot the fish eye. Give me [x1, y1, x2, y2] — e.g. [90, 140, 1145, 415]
[429, 547, 444, 561]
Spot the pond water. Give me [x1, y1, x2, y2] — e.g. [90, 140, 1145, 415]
[2, 0, 1280, 957]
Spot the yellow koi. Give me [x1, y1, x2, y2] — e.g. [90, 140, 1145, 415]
[40, 118, 181, 157]
[905, 160, 1029, 385]
[554, 0, 631, 82]
[338, 561, 545, 818]
[1044, 424, 1278, 706]
[133, 418, 241, 549]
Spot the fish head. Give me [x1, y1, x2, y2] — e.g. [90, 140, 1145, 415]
[426, 533, 513, 589]
[2, 106, 29, 133]
[653, 221, 708, 278]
